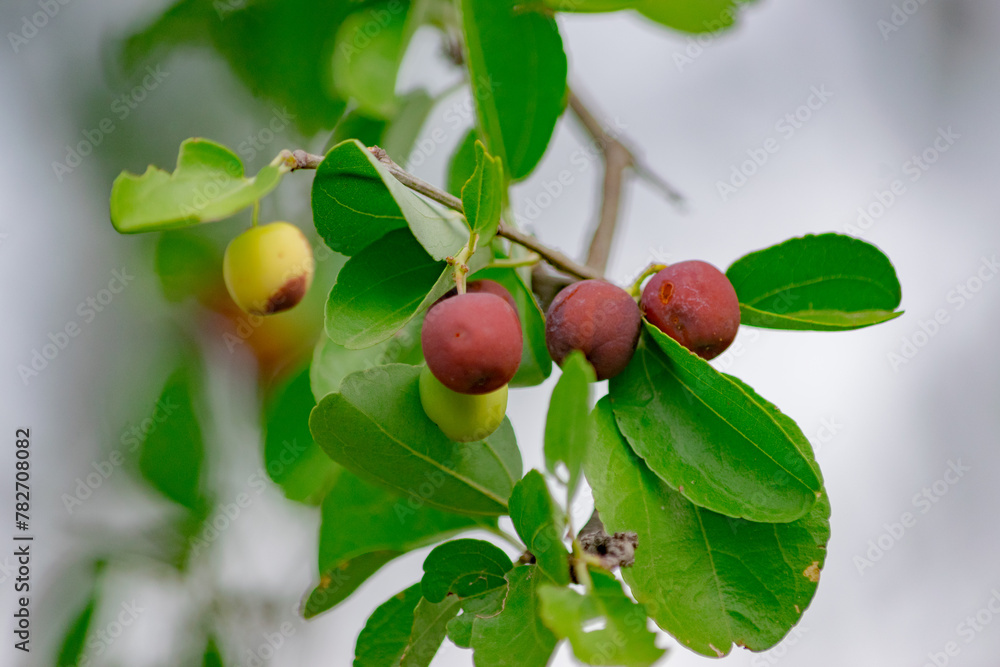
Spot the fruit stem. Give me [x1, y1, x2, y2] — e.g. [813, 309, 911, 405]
[570, 538, 594, 591]
[489, 253, 541, 270]
[450, 232, 478, 294]
[627, 262, 668, 298]
[251, 200, 260, 228]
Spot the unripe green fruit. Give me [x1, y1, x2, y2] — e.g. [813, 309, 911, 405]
[223, 222, 315, 316]
[419, 365, 508, 442]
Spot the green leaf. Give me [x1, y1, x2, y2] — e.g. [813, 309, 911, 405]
[447, 130, 480, 197]
[461, 141, 504, 245]
[586, 399, 830, 657]
[332, 2, 412, 118]
[309, 364, 522, 516]
[305, 552, 401, 619]
[202, 636, 224, 667]
[538, 568, 665, 667]
[312, 139, 467, 259]
[122, 0, 361, 134]
[111, 139, 286, 234]
[726, 233, 903, 331]
[421, 539, 513, 614]
[544, 350, 595, 501]
[305, 473, 483, 619]
[324, 229, 488, 349]
[471, 266, 552, 387]
[354, 583, 424, 666]
[154, 231, 221, 303]
[139, 362, 206, 511]
[311, 319, 423, 400]
[509, 471, 570, 585]
[56, 594, 97, 667]
[400, 596, 462, 667]
[466, 566, 559, 667]
[609, 326, 821, 522]
[636, 0, 756, 34]
[264, 367, 340, 505]
[461, 0, 568, 180]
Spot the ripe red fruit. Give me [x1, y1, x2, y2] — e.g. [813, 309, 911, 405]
[544, 280, 641, 381]
[640, 260, 740, 360]
[422, 292, 523, 394]
[435, 279, 519, 317]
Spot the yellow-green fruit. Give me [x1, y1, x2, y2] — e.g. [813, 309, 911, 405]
[223, 222, 314, 316]
[419, 365, 508, 442]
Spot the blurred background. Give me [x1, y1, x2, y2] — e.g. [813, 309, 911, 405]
[2, 0, 999, 665]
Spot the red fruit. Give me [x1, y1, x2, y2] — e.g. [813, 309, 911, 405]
[640, 260, 740, 360]
[422, 293, 522, 394]
[544, 280, 641, 381]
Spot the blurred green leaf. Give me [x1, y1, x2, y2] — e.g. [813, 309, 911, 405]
[305, 472, 483, 618]
[726, 233, 904, 331]
[509, 470, 570, 585]
[264, 366, 340, 505]
[154, 231, 221, 303]
[586, 399, 830, 657]
[111, 139, 285, 234]
[447, 130, 480, 197]
[354, 583, 424, 666]
[609, 327, 821, 522]
[312, 140, 467, 259]
[309, 364, 522, 516]
[56, 594, 97, 667]
[421, 539, 512, 614]
[461, 141, 504, 244]
[382, 90, 437, 161]
[329, 110, 389, 152]
[471, 266, 552, 387]
[544, 0, 636, 10]
[202, 636, 224, 667]
[461, 0, 568, 180]
[122, 0, 386, 134]
[332, 2, 412, 118]
[637, 0, 756, 34]
[538, 568, 665, 667]
[139, 362, 206, 511]
[465, 566, 558, 666]
[543, 350, 595, 501]
[324, 229, 488, 350]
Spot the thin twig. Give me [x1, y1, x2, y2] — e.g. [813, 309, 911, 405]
[567, 88, 684, 274]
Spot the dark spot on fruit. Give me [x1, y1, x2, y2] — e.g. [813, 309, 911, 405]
[264, 274, 308, 314]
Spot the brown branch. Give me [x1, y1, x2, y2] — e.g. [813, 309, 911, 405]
[567, 88, 684, 274]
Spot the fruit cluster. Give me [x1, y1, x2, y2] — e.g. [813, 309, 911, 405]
[417, 261, 741, 442]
